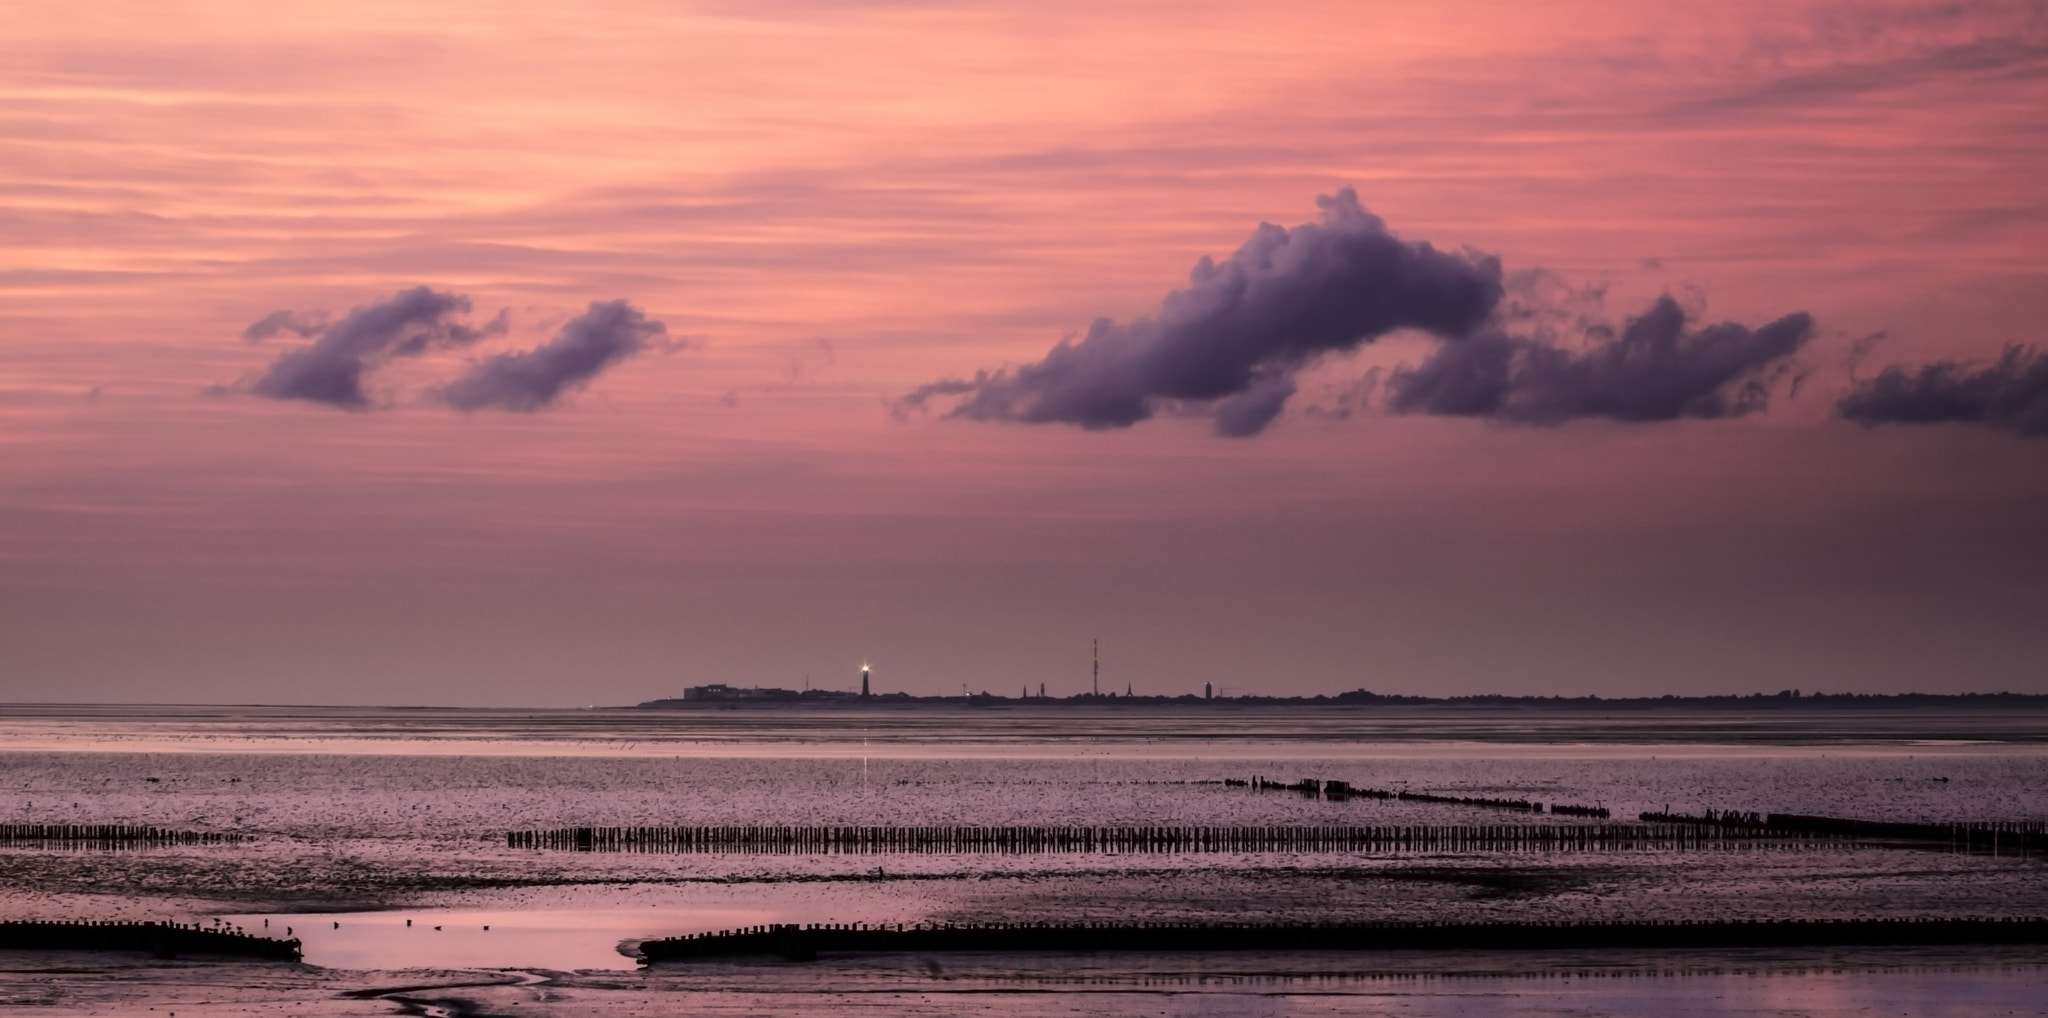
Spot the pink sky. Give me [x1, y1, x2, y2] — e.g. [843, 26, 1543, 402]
[2, 0, 2045, 704]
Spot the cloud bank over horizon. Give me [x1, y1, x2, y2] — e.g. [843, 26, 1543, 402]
[905, 191, 1830, 437]
[244, 289, 663, 413]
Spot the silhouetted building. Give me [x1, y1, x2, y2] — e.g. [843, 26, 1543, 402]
[682, 684, 793, 701]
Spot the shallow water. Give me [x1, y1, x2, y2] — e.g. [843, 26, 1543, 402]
[7, 702, 2048, 752]
[221, 906, 759, 970]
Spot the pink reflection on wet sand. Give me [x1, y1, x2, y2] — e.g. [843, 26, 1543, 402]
[224, 906, 775, 971]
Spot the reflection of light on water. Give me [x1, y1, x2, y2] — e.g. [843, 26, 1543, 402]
[224, 907, 776, 971]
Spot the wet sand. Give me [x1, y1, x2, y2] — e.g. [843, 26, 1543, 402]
[4, 704, 2046, 1013]
[3, 945, 2045, 1016]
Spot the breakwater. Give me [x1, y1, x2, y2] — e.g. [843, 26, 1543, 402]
[507, 823, 1841, 854]
[1638, 812, 2048, 852]
[1251, 776, 1609, 817]
[0, 824, 243, 849]
[639, 917, 2048, 962]
[1547, 803, 1612, 819]
[0, 921, 299, 960]
[1391, 791, 1540, 812]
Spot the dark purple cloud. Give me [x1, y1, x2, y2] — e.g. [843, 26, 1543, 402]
[903, 189, 1504, 436]
[440, 299, 664, 412]
[248, 286, 503, 410]
[1385, 296, 1814, 424]
[1838, 346, 2048, 437]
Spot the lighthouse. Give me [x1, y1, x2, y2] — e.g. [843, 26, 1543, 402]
[860, 664, 871, 700]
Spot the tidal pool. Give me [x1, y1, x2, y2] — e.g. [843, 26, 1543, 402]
[223, 906, 776, 970]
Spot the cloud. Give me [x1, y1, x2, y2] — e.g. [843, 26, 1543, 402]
[242, 289, 660, 413]
[903, 189, 1504, 436]
[903, 191, 1819, 436]
[240, 310, 326, 342]
[1211, 370, 1299, 438]
[1385, 296, 1814, 424]
[248, 287, 503, 410]
[440, 299, 665, 412]
[1837, 346, 2048, 437]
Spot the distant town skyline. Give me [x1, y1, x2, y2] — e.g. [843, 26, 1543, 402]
[640, 683, 2048, 708]
[3, 1, 2044, 705]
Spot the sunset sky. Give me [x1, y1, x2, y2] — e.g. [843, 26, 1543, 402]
[4, 0, 2045, 705]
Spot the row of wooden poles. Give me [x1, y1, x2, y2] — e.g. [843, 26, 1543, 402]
[0, 921, 299, 961]
[0, 824, 243, 848]
[1242, 777, 1611, 817]
[8, 817, 2038, 855]
[1641, 812, 2048, 852]
[506, 823, 1858, 854]
[639, 917, 2048, 962]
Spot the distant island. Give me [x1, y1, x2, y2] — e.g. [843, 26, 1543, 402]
[636, 684, 2048, 709]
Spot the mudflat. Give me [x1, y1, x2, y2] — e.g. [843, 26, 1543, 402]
[3, 704, 2044, 1015]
